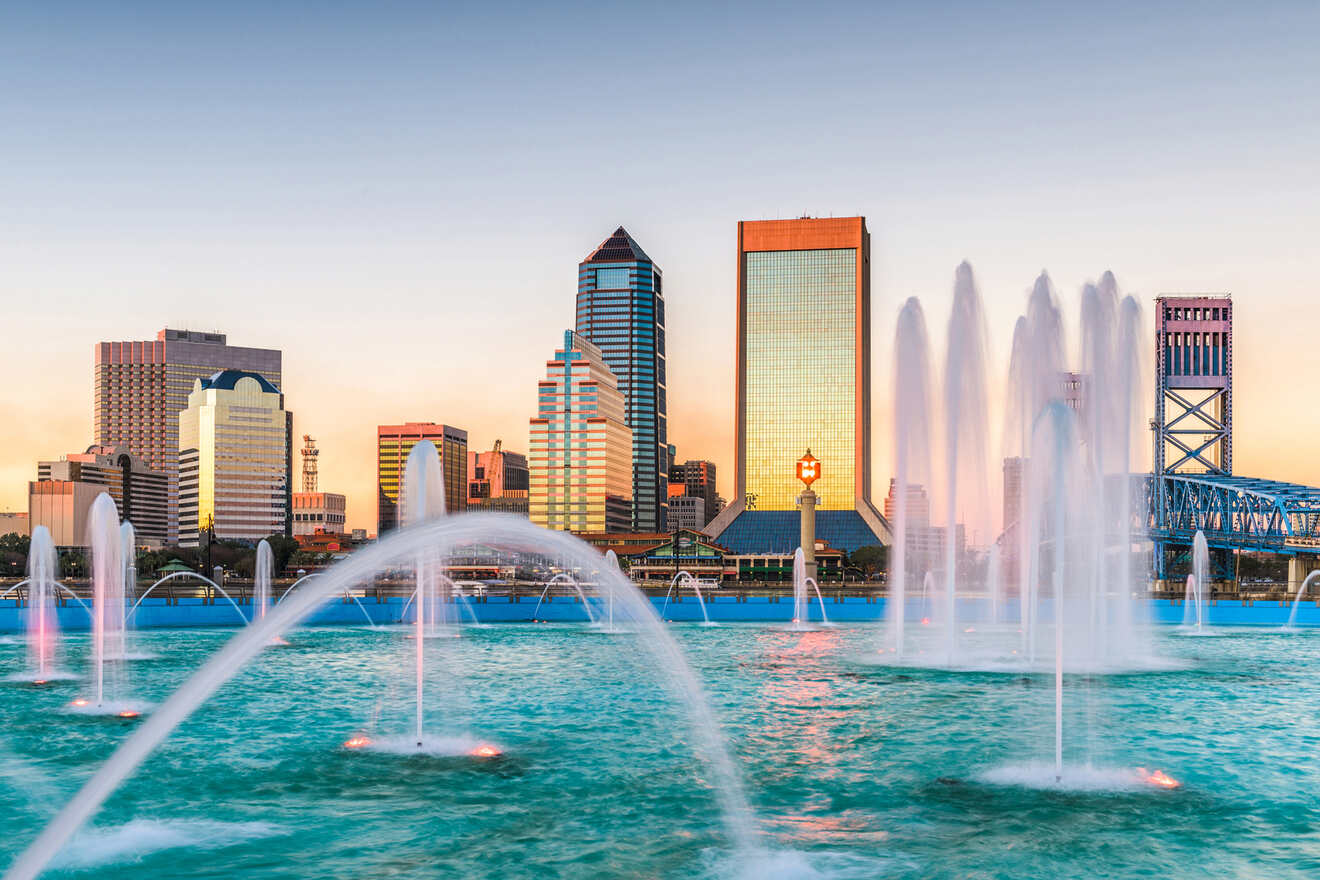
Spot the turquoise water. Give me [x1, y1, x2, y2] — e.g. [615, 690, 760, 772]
[4, 623, 1320, 878]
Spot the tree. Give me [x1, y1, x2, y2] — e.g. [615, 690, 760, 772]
[0, 532, 29, 576]
[850, 545, 888, 578]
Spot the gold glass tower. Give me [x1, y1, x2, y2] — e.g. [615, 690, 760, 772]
[178, 370, 289, 547]
[706, 217, 889, 554]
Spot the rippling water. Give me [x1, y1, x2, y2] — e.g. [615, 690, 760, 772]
[4, 623, 1320, 878]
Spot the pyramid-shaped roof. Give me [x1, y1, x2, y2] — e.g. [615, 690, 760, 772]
[582, 226, 652, 264]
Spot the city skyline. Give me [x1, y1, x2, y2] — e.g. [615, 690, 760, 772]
[3, 3, 1319, 531]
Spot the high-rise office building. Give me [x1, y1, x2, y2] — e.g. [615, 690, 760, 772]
[94, 329, 282, 543]
[705, 217, 889, 553]
[669, 459, 720, 527]
[30, 445, 169, 547]
[376, 423, 468, 535]
[575, 227, 667, 531]
[468, 441, 530, 515]
[528, 331, 633, 533]
[178, 370, 291, 547]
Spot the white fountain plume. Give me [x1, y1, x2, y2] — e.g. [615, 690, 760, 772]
[91, 495, 122, 708]
[603, 550, 620, 631]
[788, 549, 830, 630]
[19, 527, 64, 682]
[1287, 570, 1320, 630]
[660, 570, 710, 626]
[941, 262, 991, 665]
[888, 296, 933, 657]
[1183, 530, 1210, 633]
[71, 495, 145, 716]
[402, 440, 447, 747]
[253, 540, 273, 622]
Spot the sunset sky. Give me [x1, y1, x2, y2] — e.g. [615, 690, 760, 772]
[1, 1, 1317, 534]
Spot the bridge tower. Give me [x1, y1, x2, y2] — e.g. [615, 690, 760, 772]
[1153, 295, 1233, 580]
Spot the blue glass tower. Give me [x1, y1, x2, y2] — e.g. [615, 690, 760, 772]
[576, 227, 667, 532]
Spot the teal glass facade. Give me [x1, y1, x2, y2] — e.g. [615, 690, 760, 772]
[575, 227, 667, 532]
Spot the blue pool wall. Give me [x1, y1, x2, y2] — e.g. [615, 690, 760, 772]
[0, 595, 1316, 632]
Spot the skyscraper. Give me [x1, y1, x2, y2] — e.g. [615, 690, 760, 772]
[575, 227, 666, 532]
[705, 217, 889, 553]
[94, 328, 282, 543]
[528, 331, 633, 533]
[177, 370, 290, 547]
[376, 423, 468, 535]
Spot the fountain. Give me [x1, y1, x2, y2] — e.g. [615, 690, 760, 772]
[887, 296, 934, 657]
[1286, 570, 1320, 629]
[531, 573, 598, 623]
[940, 262, 992, 664]
[1182, 531, 1210, 633]
[70, 494, 145, 716]
[788, 549, 829, 630]
[601, 550, 621, 631]
[660, 570, 711, 625]
[252, 540, 272, 623]
[4, 514, 762, 880]
[11, 527, 73, 684]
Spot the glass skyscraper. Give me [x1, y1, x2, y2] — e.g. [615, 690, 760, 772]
[706, 217, 890, 554]
[575, 227, 666, 532]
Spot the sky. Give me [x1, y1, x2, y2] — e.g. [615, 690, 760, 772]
[1, 1, 1318, 533]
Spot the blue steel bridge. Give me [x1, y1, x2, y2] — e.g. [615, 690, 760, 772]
[1146, 473, 1320, 569]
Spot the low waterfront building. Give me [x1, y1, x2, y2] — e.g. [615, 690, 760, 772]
[577, 529, 727, 582]
[574, 530, 847, 583]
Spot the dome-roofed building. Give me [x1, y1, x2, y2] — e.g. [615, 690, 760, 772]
[178, 370, 292, 547]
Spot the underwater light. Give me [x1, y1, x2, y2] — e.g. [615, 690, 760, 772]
[470, 744, 501, 758]
[343, 736, 372, 749]
[1138, 767, 1180, 789]
[70, 699, 88, 707]
[117, 710, 139, 719]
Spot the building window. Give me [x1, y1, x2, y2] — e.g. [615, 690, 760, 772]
[595, 268, 630, 290]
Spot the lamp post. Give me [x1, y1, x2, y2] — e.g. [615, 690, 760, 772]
[797, 450, 820, 582]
